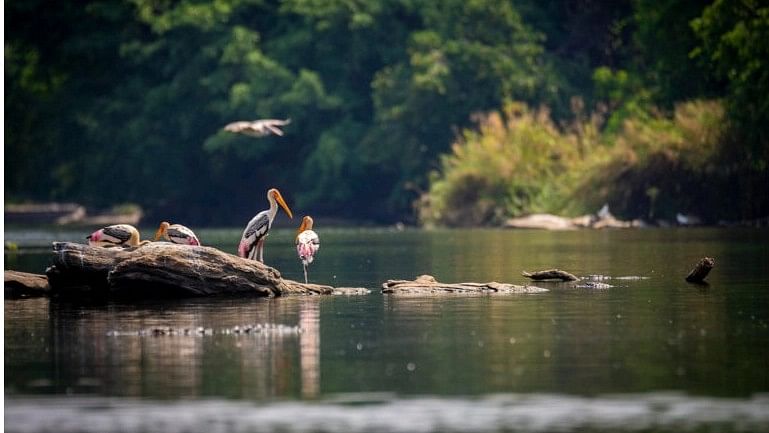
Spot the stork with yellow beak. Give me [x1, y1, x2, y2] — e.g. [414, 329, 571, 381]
[296, 216, 320, 284]
[86, 224, 150, 247]
[238, 188, 293, 262]
[154, 221, 201, 246]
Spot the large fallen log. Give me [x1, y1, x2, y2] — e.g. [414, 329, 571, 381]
[382, 274, 548, 295]
[45, 242, 364, 299]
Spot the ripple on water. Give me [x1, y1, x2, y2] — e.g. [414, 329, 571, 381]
[5, 393, 769, 433]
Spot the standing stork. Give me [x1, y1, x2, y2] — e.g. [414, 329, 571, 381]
[223, 118, 291, 138]
[154, 221, 201, 246]
[86, 224, 149, 247]
[238, 188, 293, 262]
[296, 216, 320, 284]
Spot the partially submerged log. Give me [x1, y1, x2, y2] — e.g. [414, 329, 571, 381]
[685, 257, 715, 283]
[46, 242, 365, 299]
[522, 269, 579, 281]
[5, 270, 50, 298]
[382, 274, 548, 295]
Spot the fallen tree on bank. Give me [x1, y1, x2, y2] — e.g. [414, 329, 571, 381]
[44, 242, 364, 299]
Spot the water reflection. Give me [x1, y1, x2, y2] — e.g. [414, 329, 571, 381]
[6, 297, 322, 400]
[300, 299, 321, 398]
[5, 228, 769, 410]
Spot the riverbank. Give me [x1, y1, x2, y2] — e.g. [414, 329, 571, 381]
[5, 202, 142, 226]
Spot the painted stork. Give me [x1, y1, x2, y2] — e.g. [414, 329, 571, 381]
[223, 118, 291, 137]
[86, 224, 149, 247]
[296, 216, 320, 284]
[238, 188, 293, 262]
[154, 221, 201, 246]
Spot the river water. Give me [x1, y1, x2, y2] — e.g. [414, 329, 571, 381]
[4, 227, 769, 432]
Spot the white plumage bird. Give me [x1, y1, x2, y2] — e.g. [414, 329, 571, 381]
[296, 216, 320, 284]
[223, 118, 291, 137]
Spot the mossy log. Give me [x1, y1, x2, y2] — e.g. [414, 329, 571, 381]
[685, 257, 715, 283]
[45, 242, 362, 299]
[382, 274, 548, 295]
[5, 270, 51, 298]
[521, 269, 579, 281]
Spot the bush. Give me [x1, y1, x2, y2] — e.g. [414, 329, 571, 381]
[569, 100, 725, 221]
[419, 99, 733, 226]
[418, 102, 585, 227]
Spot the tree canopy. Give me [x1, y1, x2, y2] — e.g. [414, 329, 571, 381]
[5, 0, 768, 225]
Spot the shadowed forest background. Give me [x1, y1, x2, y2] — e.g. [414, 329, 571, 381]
[6, 0, 768, 226]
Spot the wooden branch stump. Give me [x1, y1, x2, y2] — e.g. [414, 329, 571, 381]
[45, 242, 364, 299]
[521, 269, 579, 281]
[382, 274, 548, 295]
[5, 270, 50, 298]
[685, 257, 715, 283]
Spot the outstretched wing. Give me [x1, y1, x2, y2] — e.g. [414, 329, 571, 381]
[225, 118, 291, 138]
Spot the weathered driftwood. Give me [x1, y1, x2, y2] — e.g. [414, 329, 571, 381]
[46, 242, 364, 299]
[521, 269, 579, 281]
[5, 270, 51, 298]
[685, 257, 715, 283]
[504, 212, 643, 230]
[382, 274, 548, 295]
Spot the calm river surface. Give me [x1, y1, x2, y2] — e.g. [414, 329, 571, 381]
[4, 227, 769, 432]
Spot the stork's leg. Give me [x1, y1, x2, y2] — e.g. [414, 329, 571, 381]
[303, 264, 308, 284]
[257, 239, 265, 263]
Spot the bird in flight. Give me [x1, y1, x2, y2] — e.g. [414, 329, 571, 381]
[223, 118, 291, 137]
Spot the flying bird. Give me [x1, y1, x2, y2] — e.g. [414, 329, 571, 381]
[295, 216, 320, 284]
[238, 188, 293, 262]
[154, 221, 201, 246]
[86, 224, 149, 247]
[223, 118, 291, 137]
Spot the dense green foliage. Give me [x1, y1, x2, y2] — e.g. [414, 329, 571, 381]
[420, 100, 731, 226]
[5, 0, 768, 225]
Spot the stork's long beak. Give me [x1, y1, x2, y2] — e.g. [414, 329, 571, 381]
[274, 191, 293, 219]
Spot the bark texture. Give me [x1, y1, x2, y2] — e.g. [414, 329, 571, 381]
[521, 269, 580, 281]
[382, 274, 548, 295]
[45, 242, 359, 298]
[5, 270, 51, 298]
